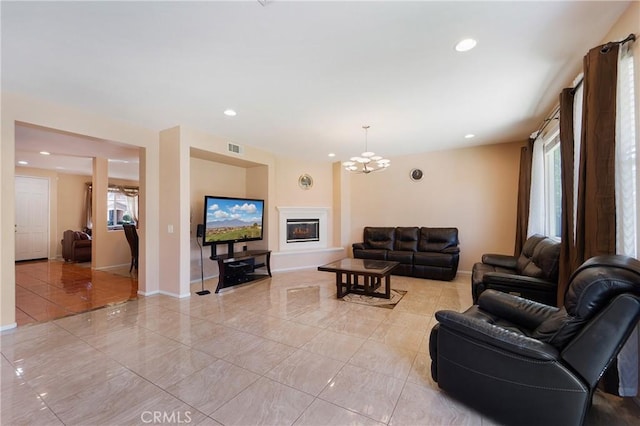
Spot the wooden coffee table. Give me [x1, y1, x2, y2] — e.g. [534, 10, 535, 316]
[318, 258, 399, 299]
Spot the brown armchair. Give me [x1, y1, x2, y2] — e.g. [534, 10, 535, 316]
[61, 230, 92, 262]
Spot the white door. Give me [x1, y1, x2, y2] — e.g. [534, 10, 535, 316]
[15, 176, 49, 261]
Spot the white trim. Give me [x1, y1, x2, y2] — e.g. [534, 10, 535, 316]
[277, 206, 329, 251]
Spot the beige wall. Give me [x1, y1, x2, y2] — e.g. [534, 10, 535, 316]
[58, 173, 89, 244]
[347, 141, 524, 272]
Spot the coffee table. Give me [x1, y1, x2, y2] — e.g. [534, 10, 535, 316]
[318, 258, 399, 299]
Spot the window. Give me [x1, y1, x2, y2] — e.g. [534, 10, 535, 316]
[107, 186, 138, 230]
[544, 134, 562, 240]
[528, 129, 562, 240]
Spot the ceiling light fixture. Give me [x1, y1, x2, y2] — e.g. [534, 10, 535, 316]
[223, 109, 237, 117]
[464, 134, 475, 139]
[328, 153, 335, 157]
[17, 160, 28, 165]
[342, 125, 391, 174]
[455, 38, 477, 52]
[39, 151, 50, 155]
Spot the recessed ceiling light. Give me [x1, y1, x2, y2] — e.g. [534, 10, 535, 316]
[455, 38, 477, 52]
[328, 153, 335, 157]
[39, 151, 50, 155]
[464, 134, 475, 139]
[55, 166, 65, 170]
[17, 160, 28, 165]
[223, 109, 237, 117]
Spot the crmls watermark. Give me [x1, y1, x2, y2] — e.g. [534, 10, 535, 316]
[140, 411, 192, 424]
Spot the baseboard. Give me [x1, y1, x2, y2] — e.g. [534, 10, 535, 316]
[138, 288, 197, 298]
[1, 322, 18, 331]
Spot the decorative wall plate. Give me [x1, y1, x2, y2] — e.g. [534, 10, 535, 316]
[298, 174, 313, 189]
[410, 168, 423, 181]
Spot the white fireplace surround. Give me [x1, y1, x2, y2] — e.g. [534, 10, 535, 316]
[277, 206, 329, 251]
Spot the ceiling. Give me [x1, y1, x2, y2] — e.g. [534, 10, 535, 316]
[2, 1, 631, 179]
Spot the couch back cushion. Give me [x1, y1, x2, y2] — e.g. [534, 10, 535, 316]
[363, 227, 395, 250]
[517, 235, 559, 281]
[394, 227, 418, 251]
[418, 227, 459, 252]
[515, 234, 546, 274]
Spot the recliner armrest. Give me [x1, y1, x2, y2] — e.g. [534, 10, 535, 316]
[435, 310, 559, 361]
[478, 290, 559, 330]
[481, 253, 517, 269]
[352, 242, 365, 250]
[483, 272, 557, 291]
[72, 239, 92, 249]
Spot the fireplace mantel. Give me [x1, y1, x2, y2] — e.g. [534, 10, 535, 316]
[277, 207, 329, 251]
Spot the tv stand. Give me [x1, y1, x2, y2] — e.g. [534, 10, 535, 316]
[211, 250, 272, 293]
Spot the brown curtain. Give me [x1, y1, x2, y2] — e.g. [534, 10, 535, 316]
[567, 42, 620, 395]
[514, 138, 534, 256]
[573, 43, 619, 270]
[557, 88, 576, 305]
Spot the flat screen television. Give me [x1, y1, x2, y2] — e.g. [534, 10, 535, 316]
[202, 195, 264, 256]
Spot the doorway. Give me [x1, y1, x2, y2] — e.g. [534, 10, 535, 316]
[15, 175, 49, 261]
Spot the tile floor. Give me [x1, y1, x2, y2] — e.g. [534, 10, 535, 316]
[14, 260, 138, 325]
[2, 269, 640, 425]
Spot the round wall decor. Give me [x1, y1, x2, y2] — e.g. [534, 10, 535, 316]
[298, 174, 313, 189]
[410, 168, 423, 181]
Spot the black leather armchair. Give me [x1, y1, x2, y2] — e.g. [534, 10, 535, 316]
[471, 234, 560, 305]
[430, 255, 640, 426]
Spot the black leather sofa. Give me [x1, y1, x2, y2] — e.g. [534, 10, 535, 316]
[471, 234, 560, 306]
[352, 226, 459, 281]
[430, 255, 640, 426]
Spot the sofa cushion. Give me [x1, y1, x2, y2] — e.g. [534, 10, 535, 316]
[388, 250, 414, 264]
[394, 227, 418, 251]
[418, 227, 459, 252]
[414, 252, 455, 268]
[363, 227, 395, 251]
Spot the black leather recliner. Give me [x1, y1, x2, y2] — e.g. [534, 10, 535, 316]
[471, 234, 561, 306]
[430, 255, 640, 426]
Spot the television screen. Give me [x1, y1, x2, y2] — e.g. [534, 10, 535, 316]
[202, 196, 264, 246]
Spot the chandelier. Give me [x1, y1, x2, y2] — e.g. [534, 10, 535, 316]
[342, 126, 391, 174]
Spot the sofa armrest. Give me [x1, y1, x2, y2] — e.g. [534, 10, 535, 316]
[478, 290, 559, 330]
[481, 253, 517, 269]
[435, 310, 559, 360]
[352, 242, 366, 250]
[483, 272, 557, 291]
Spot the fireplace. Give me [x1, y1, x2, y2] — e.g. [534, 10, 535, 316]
[287, 219, 320, 243]
[277, 206, 329, 251]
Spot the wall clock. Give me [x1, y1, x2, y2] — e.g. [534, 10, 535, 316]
[298, 174, 313, 190]
[410, 168, 423, 181]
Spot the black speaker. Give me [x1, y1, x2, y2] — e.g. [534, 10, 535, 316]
[196, 224, 204, 238]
